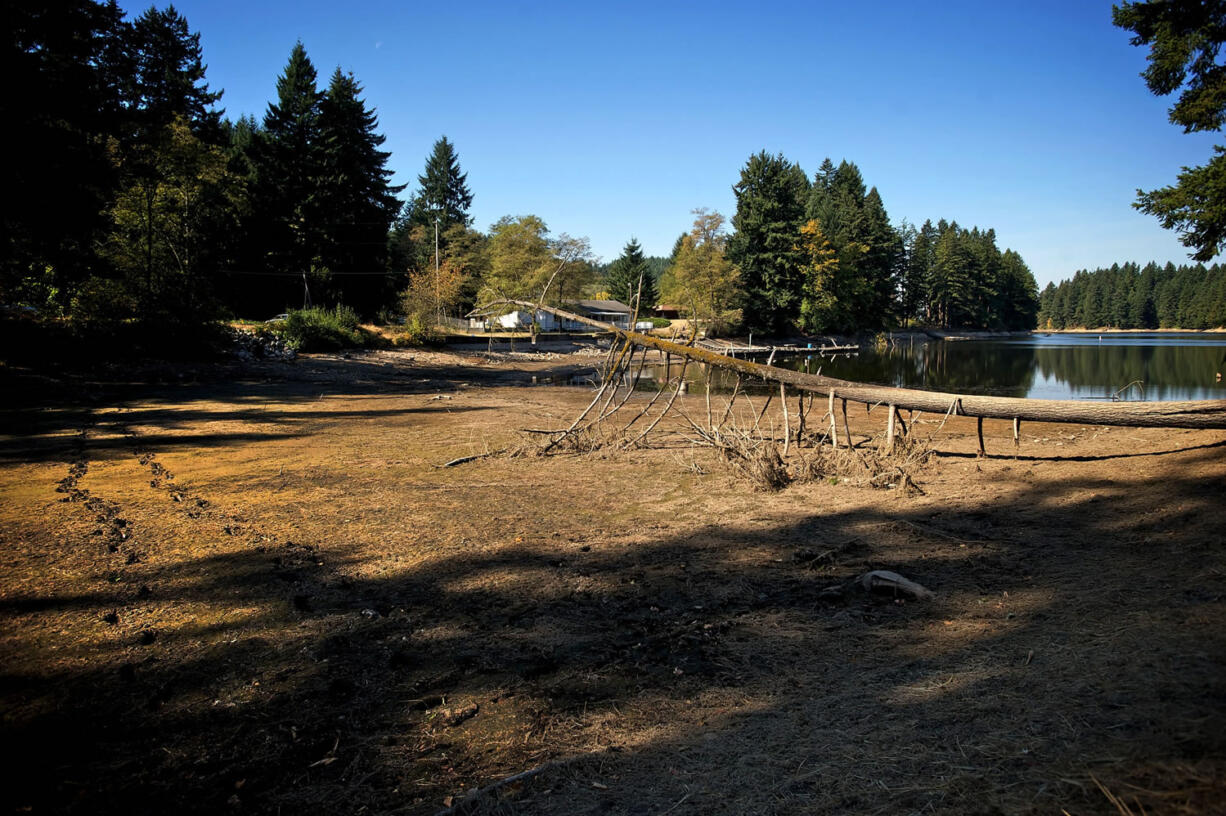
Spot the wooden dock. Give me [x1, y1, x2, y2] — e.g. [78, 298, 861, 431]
[695, 339, 858, 357]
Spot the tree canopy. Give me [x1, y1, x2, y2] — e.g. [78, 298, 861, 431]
[1114, 0, 1226, 261]
[606, 238, 656, 311]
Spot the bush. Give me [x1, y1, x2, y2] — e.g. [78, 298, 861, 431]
[648, 317, 672, 328]
[278, 306, 364, 352]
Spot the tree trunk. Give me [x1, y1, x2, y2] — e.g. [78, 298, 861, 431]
[481, 300, 1226, 430]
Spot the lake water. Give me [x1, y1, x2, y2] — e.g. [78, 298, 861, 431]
[643, 333, 1226, 402]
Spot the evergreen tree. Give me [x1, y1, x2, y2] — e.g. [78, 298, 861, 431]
[1114, 1, 1226, 261]
[606, 238, 655, 310]
[316, 68, 403, 316]
[3, 0, 127, 309]
[802, 160, 901, 330]
[930, 223, 975, 327]
[415, 136, 473, 230]
[251, 42, 326, 310]
[727, 151, 809, 334]
[125, 5, 222, 142]
[860, 187, 903, 326]
[995, 250, 1040, 330]
[392, 136, 474, 276]
[903, 219, 938, 323]
[106, 5, 229, 315]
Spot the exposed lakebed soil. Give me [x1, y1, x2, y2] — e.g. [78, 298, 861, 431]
[1, 347, 1224, 815]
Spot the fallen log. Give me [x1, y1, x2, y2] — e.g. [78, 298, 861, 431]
[479, 300, 1226, 430]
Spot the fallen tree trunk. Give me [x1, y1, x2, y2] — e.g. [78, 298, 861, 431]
[481, 300, 1226, 429]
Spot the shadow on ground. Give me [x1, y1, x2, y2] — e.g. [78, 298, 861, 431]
[2, 431, 1224, 815]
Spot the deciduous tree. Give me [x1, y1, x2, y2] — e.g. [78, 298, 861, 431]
[664, 209, 740, 334]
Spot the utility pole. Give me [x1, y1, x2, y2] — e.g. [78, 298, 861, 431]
[434, 216, 441, 323]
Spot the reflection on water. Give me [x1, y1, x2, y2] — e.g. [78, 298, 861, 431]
[631, 333, 1226, 402]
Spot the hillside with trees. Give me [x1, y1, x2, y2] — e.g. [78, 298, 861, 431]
[1038, 262, 1226, 329]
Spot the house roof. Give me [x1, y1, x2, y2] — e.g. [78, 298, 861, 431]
[572, 299, 632, 314]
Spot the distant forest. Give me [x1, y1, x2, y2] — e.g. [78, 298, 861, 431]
[1037, 263, 1226, 330]
[6, 2, 1041, 342]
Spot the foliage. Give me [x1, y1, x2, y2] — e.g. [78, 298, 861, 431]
[4, 0, 128, 310]
[1114, 0, 1226, 261]
[797, 219, 867, 333]
[663, 209, 740, 334]
[390, 136, 474, 277]
[101, 116, 246, 321]
[415, 136, 473, 230]
[1038, 261, 1226, 329]
[248, 42, 326, 303]
[806, 160, 902, 330]
[606, 238, 656, 311]
[727, 151, 810, 334]
[315, 68, 404, 315]
[277, 305, 365, 351]
[400, 258, 464, 333]
[904, 220, 1038, 330]
[480, 216, 594, 307]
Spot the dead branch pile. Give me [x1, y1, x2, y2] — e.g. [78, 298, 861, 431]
[501, 333, 934, 491]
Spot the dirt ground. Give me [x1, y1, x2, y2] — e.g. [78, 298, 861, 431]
[1, 347, 1224, 815]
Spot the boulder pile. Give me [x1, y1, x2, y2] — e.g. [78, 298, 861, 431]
[228, 327, 296, 362]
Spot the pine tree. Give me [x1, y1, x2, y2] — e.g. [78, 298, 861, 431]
[316, 68, 404, 316]
[3, 0, 128, 310]
[252, 42, 326, 308]
[1114, 1, 1226, 260]
[416, 136, 473, 229]
[606, 238, 655, 310]
[802, 159, 902, 330]
[903, 219, 937, 323]
[995, 250, 1039, 330]
[394, 136, 474, 276]
[860, 187, 903, 327]
[727, 151, 809, 334]
[126, 5, 222, 142]
[106, 5, 230, 314]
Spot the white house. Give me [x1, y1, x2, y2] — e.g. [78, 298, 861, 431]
[467, 300, 633, 332]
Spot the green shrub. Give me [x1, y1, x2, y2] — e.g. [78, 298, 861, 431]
[398, 314, 442, 345]
[648, 316, 672, 328]
[278, 306, 363, 352]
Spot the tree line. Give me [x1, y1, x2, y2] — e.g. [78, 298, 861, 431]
[5, 2, 1040, 342]
[1037, 262, 1226, 330]
[653, 153, 1039, 336]
[4, 2, 474, 328]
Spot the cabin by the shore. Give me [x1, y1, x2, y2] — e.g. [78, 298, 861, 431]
[466, 299, 633, 332]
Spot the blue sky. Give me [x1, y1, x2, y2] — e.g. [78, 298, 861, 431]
[130, 0, 1221, 287]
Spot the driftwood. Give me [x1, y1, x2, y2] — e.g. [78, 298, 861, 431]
[479, 300, 1226, 430]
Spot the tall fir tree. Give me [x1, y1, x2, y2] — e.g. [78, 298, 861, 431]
[316, 68, 404, 316]
[606, 238, 655, 310]
[125, 5, 222, 142]
[390, 136, 473, 276]
[802, 160, 902, 330]
[727, 151, 810, 334]
[415, 136, 473, 229]
[4, 0, 128, 309]
[251, 42, 326, 311]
